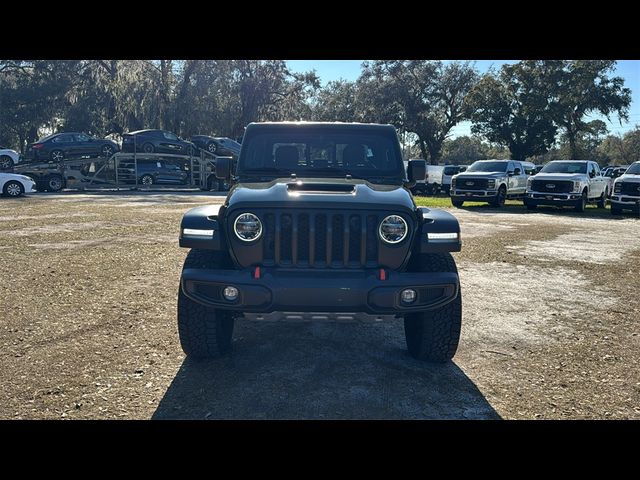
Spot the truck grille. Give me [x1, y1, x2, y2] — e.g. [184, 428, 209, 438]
[531, 180, 573, 193]
[261, 211, 380, 268]
[457, 178, 488, 190]
[619, 182, 640, 196]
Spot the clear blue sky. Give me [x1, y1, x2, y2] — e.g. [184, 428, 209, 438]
[287, 60, 640, 138]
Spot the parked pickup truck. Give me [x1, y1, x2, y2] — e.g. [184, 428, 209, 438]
[610, 161, 640, 214]
[450, 159, 528, 207]
[524, 160, 608, 212]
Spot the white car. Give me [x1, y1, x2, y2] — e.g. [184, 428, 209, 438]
[1, 172, 37, 197]
[0, 147, 22, 170]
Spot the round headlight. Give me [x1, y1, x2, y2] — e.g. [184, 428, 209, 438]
[379, 215, 408, 244]
[234, 213, 262, 242]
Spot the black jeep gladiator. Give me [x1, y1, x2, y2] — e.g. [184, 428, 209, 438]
[177, 122, 463, 362]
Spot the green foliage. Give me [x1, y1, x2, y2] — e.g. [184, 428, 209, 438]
[467, 61, 558, 161]
[440, 135, 510, 164]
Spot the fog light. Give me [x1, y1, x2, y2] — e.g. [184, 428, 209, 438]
[223, 286, 239, 301]
[401, 288, 417, 304]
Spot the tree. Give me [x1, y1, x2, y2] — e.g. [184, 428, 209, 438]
[551, 60, 631, 159]
[311, 80, 360, 122]
[467, 61, 558, 161]
[358, 61, 479, 164]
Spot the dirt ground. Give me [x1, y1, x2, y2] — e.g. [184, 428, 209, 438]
[1, 191, 639, 419]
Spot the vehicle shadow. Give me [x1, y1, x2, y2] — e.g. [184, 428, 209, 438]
[153, 321, 500, 420]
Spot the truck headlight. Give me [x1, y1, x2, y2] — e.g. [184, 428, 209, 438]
[379, 215, 408, 244]
[451, 179, 456, 189]
[573, 181, 582, 193]
[614, 183, 622, 193]
[487, 179, 496, 189]
[234, 213, 262, 241]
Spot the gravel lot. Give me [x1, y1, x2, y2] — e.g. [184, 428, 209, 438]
[1, 191, 639, 419]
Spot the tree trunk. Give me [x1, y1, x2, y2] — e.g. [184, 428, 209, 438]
[418, 139, 429, 163]
[568, 133, 578, 159]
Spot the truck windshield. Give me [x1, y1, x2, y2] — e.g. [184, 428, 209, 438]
[443, 167, 457, 175]
[238, 132, 403, 181]
[625, 163, 639, 175]
[540, 162, 588, 174]
[466, 161, 508, 173]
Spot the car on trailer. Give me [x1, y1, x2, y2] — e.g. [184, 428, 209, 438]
[26, 133, 119, 162]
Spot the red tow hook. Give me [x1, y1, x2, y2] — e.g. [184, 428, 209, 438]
[379, 268, 387, 281]
[254, 266, 261, 279]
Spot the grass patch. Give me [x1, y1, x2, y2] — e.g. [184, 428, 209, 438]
[413, 196, 522, 209]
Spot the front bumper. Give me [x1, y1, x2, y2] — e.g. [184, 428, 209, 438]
[451, 189, 497, 201]
[611, 195, 640, 210]
[524, 191, 582, 207]
[24, 181, 37, 193]
[181, 267, 459, 314]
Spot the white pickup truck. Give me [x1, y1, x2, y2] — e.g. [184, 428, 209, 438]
[524, 160, 608, 212]
[610, 161, 640, 214]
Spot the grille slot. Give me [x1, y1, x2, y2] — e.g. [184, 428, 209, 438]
[260, 211, 381, 268]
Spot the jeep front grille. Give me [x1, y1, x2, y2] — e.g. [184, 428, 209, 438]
[531, 180, 573, 193]
[262, 211, 380, 268]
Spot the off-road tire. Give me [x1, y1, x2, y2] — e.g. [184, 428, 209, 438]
[597, 190, 607, 209]
[177, 249, 234, 359]
[492, 185, 507, 207]
[404, 253, 462, 363]
[451, 199, 464, 208]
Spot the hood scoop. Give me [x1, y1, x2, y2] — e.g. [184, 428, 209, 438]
[287, 182, 356, 194]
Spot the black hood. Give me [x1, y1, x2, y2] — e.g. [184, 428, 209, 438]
[225, 177, 416, 213]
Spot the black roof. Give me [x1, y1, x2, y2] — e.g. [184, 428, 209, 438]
[245, 121, 397, 132]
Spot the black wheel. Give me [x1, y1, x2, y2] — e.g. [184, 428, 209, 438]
[597, 190, 607, 209]
[0, 155, 14, 170]
[50, 149, 64, 162]
[101, 145, 115, 158]
[142, 143, 154, 153]
[575, 190, 587, 212]
[207, 141, 218, 154]
[3, 180, 24, 197]
[46, 174, 64, 192]
[492, 185, 507, 207]
[451, 199, 464, 208]
[611, 205, 622, 215]
[177, 249, 234, 358]
[404, 253, 462, 363]
[140, 174, 154, 186]
[206, 175, 219, 192]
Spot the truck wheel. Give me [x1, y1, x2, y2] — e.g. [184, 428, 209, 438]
[597, 190, 607, 209]
[404, 253, 462, 363]
[492, 185, 507, 207]
[451, 200, 464, 208]
[526, 203, 537, 210]
[575, 190, 587, 212]
[177, 249, 234, 359]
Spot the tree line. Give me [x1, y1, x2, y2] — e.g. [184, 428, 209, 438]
[0, 60, 634, 165]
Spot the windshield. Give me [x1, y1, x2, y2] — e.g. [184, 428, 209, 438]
[540, 162, 588, 174]
[466, 161, 508, 173]
[443, 167, 457, 175]
[625, 163, 640, 175]
[238, 131, 403, 181]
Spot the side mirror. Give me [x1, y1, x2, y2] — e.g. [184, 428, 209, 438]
[406, 159, 426, 188]
[513, 168, 521, 176]
[215, 157, 231, 180]
[589, 171, 595, 178]
[507, 171, 514, 177]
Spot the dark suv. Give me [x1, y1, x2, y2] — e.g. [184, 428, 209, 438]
[117, 159, 189, 185]
[177, 122, 463, 363]
[27, 132, 119, 161]
[121, 129, 197, 155]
